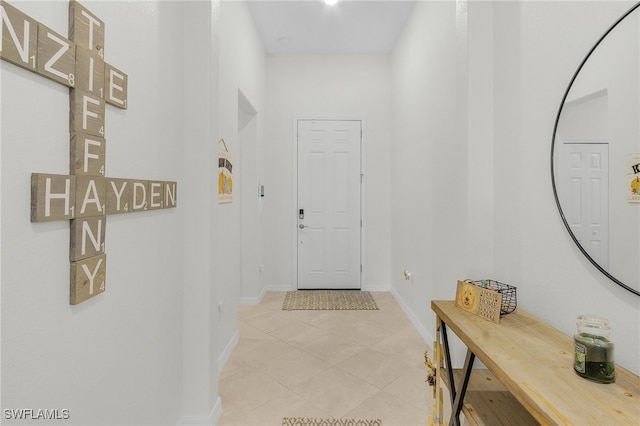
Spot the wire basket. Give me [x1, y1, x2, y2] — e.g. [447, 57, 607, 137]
[472, 279, 517, 315]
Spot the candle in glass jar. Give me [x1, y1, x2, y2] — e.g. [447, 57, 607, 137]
[574, 314, 615, 384]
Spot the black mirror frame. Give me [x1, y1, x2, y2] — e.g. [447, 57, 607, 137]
[551, 1, 640, 297]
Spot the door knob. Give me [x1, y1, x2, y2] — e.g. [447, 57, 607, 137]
[299, 224, 306, 229]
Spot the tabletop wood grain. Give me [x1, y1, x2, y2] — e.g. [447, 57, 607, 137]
[432, 300, 640, 425]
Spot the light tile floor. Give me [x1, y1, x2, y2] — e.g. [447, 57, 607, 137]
[218, 292, 433, 426]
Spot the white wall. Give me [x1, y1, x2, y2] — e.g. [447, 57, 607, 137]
[390, 0, 640, 374]
[216, 0, 266, 363]
[1, 1, 223, 424]
[181, 0, 222, 423]
[390, 0, 465, 346]
[263, 54, 392, 291]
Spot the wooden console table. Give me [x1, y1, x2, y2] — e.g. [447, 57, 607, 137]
[430, 300, 640, 426]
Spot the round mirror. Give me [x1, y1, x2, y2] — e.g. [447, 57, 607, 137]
[552, 2, 640, 296]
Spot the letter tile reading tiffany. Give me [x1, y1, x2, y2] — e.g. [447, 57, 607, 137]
[1, 0, 178, 304]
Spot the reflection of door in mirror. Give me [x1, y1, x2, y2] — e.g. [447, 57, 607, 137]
[552, 3, 640, 294]
[559, 142, 609, 270]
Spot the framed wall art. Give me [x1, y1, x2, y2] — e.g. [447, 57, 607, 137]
[627, 153, 640, 203]
[218, 138, 233, 203]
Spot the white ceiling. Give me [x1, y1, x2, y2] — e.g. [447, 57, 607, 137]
[246, 0, 416, 54]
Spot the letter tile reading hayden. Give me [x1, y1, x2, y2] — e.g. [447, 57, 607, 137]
[1, 0, 178, 305]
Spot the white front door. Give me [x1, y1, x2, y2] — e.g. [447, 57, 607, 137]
[297, 119, 362, 289]
[560, 142, 609, 269]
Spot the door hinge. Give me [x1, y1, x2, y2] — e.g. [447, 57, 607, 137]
[360, 264, 363, 273]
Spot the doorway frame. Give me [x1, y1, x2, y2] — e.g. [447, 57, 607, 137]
[291, 115, 367, 290]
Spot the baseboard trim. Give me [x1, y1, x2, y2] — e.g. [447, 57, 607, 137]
[177, 397, 222, 425]
[265, 284, 294, 292]
[218, 330, 239, 373]
[264, 284, 391, 292]
[239, 286, 266, 304]
[362, 283, 391, 292]
[390, 287, 434, 344]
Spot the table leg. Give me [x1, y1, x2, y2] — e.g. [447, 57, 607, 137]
[432, 317, 444, 426]
[448, 349, 476, 426]
[440, 321, 476, 426]
[440, 321, 457, 404]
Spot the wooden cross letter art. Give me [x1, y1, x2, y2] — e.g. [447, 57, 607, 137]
[1, 0, 178, 305]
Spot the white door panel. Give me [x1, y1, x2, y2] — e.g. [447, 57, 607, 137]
[560, 142, 609, 269]
[297, 120, 361, 289]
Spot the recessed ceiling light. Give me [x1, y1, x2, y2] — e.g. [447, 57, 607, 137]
[325, 0, 338, 5]
[277, 37, 290, 45]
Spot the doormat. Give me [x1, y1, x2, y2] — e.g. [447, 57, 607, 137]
[282, 418, 382, 426]
[282, 290, 378, 311]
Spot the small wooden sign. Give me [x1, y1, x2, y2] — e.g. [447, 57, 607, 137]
[70, 253, 106, 305]
[627, 153, 640, 203]
[104, 62, 128, 109]
[70, 89, 105, 137]
[75, 45, 104, 96]
[74, 176, 105, 218]
[164, 181, 177, 208]
[31, 173, 77, 222]
[68, 0, 104, 55]
[0, 0, 37, 71]
[148, 181, 164, 210]
[130, 180, 149, 212]
[37, 23, 75, 87]
[455, 280, 502, 323]
[70, 216, 106, 261]
[218, 139, 233, 204]
[105, 178, 130, 214]
[70, 133, 106, 176]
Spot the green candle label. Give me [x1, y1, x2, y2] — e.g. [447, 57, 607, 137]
[574, 342, 586, 373]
